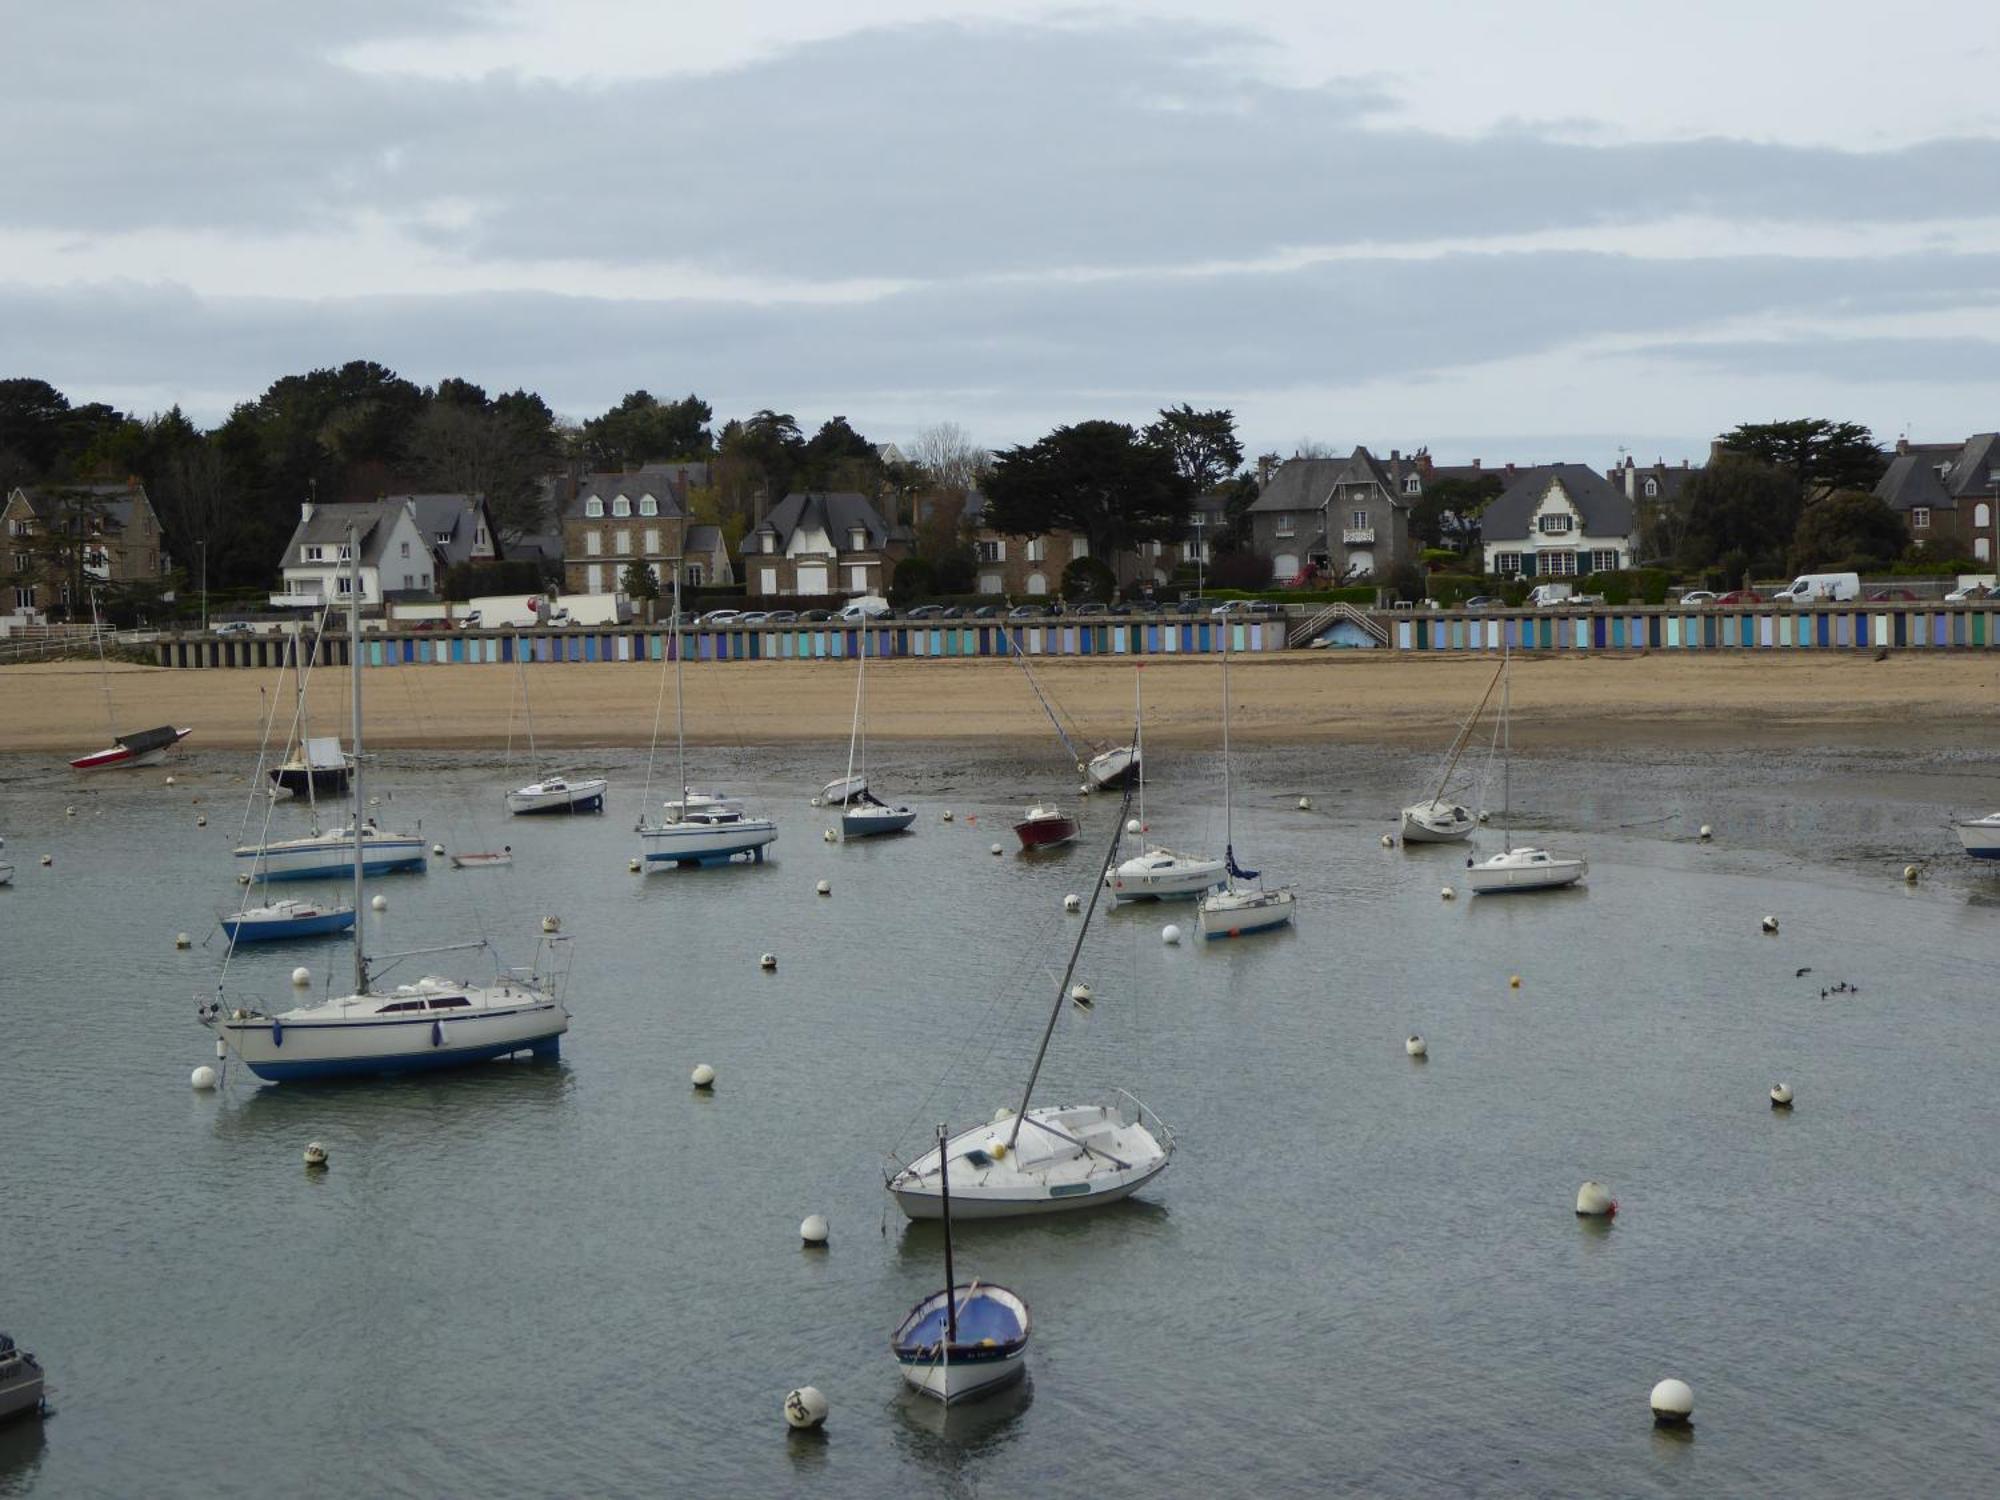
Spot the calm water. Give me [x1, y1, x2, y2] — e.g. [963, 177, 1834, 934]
[4, 732, 2000, 1497]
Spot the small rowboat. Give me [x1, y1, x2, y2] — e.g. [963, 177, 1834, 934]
[450, 849, 514, 869]
[71, 725, 192, 771]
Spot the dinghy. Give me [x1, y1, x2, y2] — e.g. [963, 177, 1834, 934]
[450, 849, 514, 869]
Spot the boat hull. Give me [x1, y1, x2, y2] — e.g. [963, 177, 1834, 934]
[1466, 851, 1587, 893]
[221, 906, 356, 943]
[821, 774, 867, 806]
[889, 1102, 1173, 1220]
[1400, 801, 1475, 843]
[1105, 850, 1225, 902]
[1197, 887, 1297, 938]
[209, 1001, 567, 1082]
[892, 1286, 1031, 1405]
[0, 1368, 44, 1424]
[892, 1157, 1168, 1219]
[507, 778, 607, 815]
[1086, 745, 1140, 792]
[1013, 813, 1079, 850]
[70, 726, 193, 771]
[842, 806, 916, 840]
[235, 835, 429, 881]
[641, 818, 778, 868]
[1956, 819, 2000, 859]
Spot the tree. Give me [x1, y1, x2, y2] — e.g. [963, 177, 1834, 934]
[0, 378, 74, 476]
[407, 384, 558, 541]
[1209, 473, 1260, 552]
[909, 421, 987, 493]
[1676, 455, 1802, 576]
[984, 420, 1192, 564]
[795, 415, 879, 492]
[718, 409, 806, 507]
[1410, 473, 1501, 552]
[1143, 405, 1243, 495]
[581, 390, 713, 468]
[1717, 419, 1886, 500]
[620, 560, 660, 601]
[890, 555, 935, 605]
[1788, 489, 1907, 572]
[1062, 555, 1117, 602]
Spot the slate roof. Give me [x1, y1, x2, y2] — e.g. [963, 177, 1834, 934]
[744, 492, 893, 554]
[9, 482, 148, 532]
[566, 466, 696, 521]
[1249, 448, 1408, 513]
[1874, 454, 1955, 512]
[280, 500, 414, 569]
[686, 524, 723, 555]
[1480, 465, 1631, 542]
[392, 493, 494, 566]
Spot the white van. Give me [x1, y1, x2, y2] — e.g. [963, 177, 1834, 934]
[835, 595, 893, 622]
[1771, 572, 1860, 604]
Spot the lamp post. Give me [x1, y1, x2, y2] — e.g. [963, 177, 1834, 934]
[1192, 511, 1206, 599]
[198, 540, 207, 634]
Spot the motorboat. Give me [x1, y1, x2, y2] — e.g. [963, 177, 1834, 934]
[71, 724, 192, 771]
[1107, 847, 1225, 901]
[891, 1124, 1031, 1406]
[889, 1097, 1174, 1219]
[1401, 799, 1476, 843]
[1466, 846, 1587, 893]
[1956, 812, 2000, 859]
[221, 898, 356, 944]
[0, 1333, 45, 1423]
[1086, 743, 1140, 792]
[270, 735, 352, 797]
[235, 822, 428, 881]
[1194, 635, 1294, 939]
[842, 793, 916, 840]
[450, 849, 514, 869]
[506, 775, 607, 815]
[1013, 805, 1079, 850]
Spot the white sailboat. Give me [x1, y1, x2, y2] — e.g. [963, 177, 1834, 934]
[505, 651, 608, 815]
[1196, 628, 1295, 939]
[1954, 811, 2000, 860]
[1466, 648, 1586, 894]
[1400, 656, 1504, 843]
[890, 1123, 1032, 1405]
[0, 835, 13, 887]
[200, 524, 571, 1081]
[833, 626, 915, 839]
[638, 574, 777, 869]
[1005, 629, 1138, 793]
[1105, 669, 1223, 903]
[887, 798, 1175, 1219]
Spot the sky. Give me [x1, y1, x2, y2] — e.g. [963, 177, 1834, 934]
[4, 0, 1998, 466]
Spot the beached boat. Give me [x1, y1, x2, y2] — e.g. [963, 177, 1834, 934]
[888, 797, 1175, 1220]
[1955, 812, 2000, 859]
[200, 524, 571, 1084]
[221, 898, 356, 944]
[1399, 658, 1502, 844]
[0, 836, 12, 887]
[1196, 630, 1295, 940]
[69, 596, 193, 771]
[1006, 627, 1139, 792]
[0, 1333, 45, 1423]
[891, 1124, 1032, 1405]
[270, 734, 353, 798]
[506, 775, 608, 815]
[1105, 669, 1223, 903]
[835, 626, 915, 839]
[1466, 648, 1586, 895]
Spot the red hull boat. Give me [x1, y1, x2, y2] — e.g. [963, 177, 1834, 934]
[1013, 805, 1079, 850]
[70, 725, 193, 771]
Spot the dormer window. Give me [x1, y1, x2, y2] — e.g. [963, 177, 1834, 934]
[639, 495, 658, 517]
[1643, 478, 1659, 498]
[1403, 476, 1420, 494]
[1538, 513, 1573, 535]
[435, 531, 450, 544]
[612, 496, 631, 517]
[762, 532, 776, 553]
[849, 527, 867, 551]
[584, 497, 604, 518]
[304, 544, 324, 562]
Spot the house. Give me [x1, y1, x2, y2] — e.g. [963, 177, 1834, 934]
[3, 480, 170, 615]
[271, 499, 437, 607]
[396, 493, 500, 574]
[1479, 465, 1634, 578]
[562, 468, 698, 596]
[741, 492, 909, 599]
[960, 491, 1093, 596]
[1876, 434, 2000, 563]
[682, 524, 733, 589]
[1246, 447, 1416, 583]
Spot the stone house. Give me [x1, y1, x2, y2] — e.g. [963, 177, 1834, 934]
[1246, 447, 1416, 583]
[562, 467, 702, 596]
[3, 480, 170, 615]
[1875, 434, 2000, 564]
[271, 498, 437, 607]
[958, 491, 1094, 596]
[741, 491, 908, 599]
[1479, 465, 1634, 578]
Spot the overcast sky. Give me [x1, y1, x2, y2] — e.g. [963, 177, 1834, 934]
[5, 0, 1997, 465]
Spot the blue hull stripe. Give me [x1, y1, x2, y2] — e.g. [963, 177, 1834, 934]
[222, 914, 356, 942]
[248, 857, 428, 881]
[244, 1035, 561, 1081]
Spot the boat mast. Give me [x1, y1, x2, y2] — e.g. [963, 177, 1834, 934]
[90, 590, 115, 740]
[1220, 623, 1235, 892]
[673, 569, 688, 817]
[347, 523, 368, 995]
[1007, 782, 1135, 1150]
[1133, 667, 1144, 832]
[842, 623, 864, 795]
[1500, 641, 1512, 856]
[937, 1122, 958, 1346]
[1429, 656, 1505, 805]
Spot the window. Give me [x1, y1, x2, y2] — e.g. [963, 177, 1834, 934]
[1403, 476, 1420, 494]
[1538, 513, 1573, 534]
[615, 530, 632, 555]
[58, 583, 71, 605]
[612, 496, 631, 517]
[1976, 503, 1992, 528]
[304, 545, 323, 562]
[644, 528, 661, 554]
[403, 573, 416, 590]
[476, 524, 488, 547]
[1350, 510, 1369, 530]
[1978, 538, 1991, 563]
[1643, 478, 1659, 498]
[847, 564, 868, 591]
[684, 562, 705, 587]
[1274, 512, 1296, 538]
[1025, 537, 1045, 563]
[1071, 536, 1089, 560]
[1590, 549, 1620, 572]
[1911, 507, 1931, 530]
[8, 520, 27, 537]
[1536, 551, 1578, 576]
[849, 527, 867, 551]
[13, 584, 33, 608]
[335, 576, 353, 595]
[586, 563, 602, 594]
[9, 551, 25, 571]
[975, 539, 1005, 563]
[639, 496, 658, 517]
[400, 541, 410, 558]
[762, 532, 776, 554]
[584, 497, 604, 518]
[1146, 540, 1162, 558]
[585, 532, 601, 556]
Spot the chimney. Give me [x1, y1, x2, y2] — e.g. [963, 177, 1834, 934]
[1681, 458, 1689, 468]
[1390, 448, 1401, 463]
[1257, 453, 1278, 488]
[1896, 436, 1910, 456]
[301, 499, 314, 523]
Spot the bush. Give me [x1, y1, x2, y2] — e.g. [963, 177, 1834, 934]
[890, 556, 935, 606]
[1207, 551, 1273, 590]
[1423, 573, 1487, 607]
[1203, 586, 1375, 605]
[1063, 555, 1117, 602]
[1579, 568, 1671, 606]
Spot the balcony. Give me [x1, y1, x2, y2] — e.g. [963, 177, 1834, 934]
[1341, 528, 1375, 546]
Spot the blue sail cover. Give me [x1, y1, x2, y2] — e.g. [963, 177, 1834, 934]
[1225, 844, 1259, 881]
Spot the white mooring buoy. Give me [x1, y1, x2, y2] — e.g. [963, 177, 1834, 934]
[1071, 983, 1093, 1005]
[40, 854, 52, 866]
[371, 894, 388, 912]
[303, 1142, 328, 1168]
[1575, 1181, 1617, 1218]
[629, 857, 641, 872]
[1904, 864, 1919, 883]
[1126, 818, 1142, 835]
[941, 810, 954, 822]
[165, 775, 177, 786]
[816, 878, 832, 895]
[691, 1063, 716, 1089]
[799, 1214, 829, 1247]
[1298, 796, 1312, 810]
[1380, 834, 1394, 848]
[1161, 923, 1182, 945]
[809, 796, 822, 808]
[432, 843, 446, 856]
[1761, 915, 1779, 934]
[191, 1065, 219, 1091]
[196, 815, 207, 827]
[1477, 809, 1491, 824]
[760, 953, 777, 971]
[1406, 1034, 1427, 1057]
[990, 843, 1004, 856]
[823, 828, 836, 842]
[541, 915, 560, 932]
[1440, 885, 1455, 900]
[783, 1386, 829, 1431]
[1064, 893, 1082, 912]
[65, 805, 76, 817]
[1698, 824, 1713, 841]
[1770, 1082, 1794, 1109]
[237, 872, 251, 884]
[1649, 1378, 1694, 1427]
[175, 932, 192, 949]
[1079, 783, 1090, 796]
[291, 966, 311, 986]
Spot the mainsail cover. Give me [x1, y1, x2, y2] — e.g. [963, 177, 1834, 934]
[116, 725, 182, 756]
[1225, 844, 1259, 881]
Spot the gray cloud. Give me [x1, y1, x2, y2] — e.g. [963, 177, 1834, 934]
[1628, 334, 2000, 383]
[9, 8, 2000, 281]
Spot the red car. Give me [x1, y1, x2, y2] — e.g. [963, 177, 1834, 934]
[1715, 589, 1764, 605]
[1868, 588, 1919, 602]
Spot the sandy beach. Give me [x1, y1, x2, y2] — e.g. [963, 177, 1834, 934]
[5, 653, 1999, 756]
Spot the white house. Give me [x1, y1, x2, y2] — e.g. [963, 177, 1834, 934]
[1479, 465, 1635, 578]
[271, 499, 436, 608]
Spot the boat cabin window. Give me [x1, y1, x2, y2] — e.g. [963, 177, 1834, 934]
[376, 999, 428, 1013]
[427, 996, 473, 1009]
[962, 1147, 993, 1167]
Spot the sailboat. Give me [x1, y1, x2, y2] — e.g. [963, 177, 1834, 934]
[1466, 647, 1587, 894]
[1195, 627, 1295, 939]
[1104, 668, 1223, 903]
[890, 1123, 1032, 1405]
[1953, 812, 2000, 860]
[199, 525, 570, 1081]
[637, 572, 777, 868]
[1400, 657, 1504, 844]
[69, 593, 191, 770]
[1003, 630, 1082, 850]
[831, 625, 915, 839]
[505, 651, 608, 814]
[1003, 628, 1138, 793]
[886, 795, 1176, 1219]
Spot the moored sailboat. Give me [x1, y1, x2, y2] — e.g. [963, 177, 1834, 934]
[1466, 647, 1586, 894]
[835, 624, 914, 839]
[1105, 669, 1223, 903]
[1400, 656, 1503, 844]
[68, 594, 192, 771]
[1196, 626, 1295, 939]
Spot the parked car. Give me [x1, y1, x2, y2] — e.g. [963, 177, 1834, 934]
[736, 611, 770, 625]
[764, 609, 798, 624]
[971, 603, 1007, 619]
[799, 608, 834, 622]
[1945, 583, 1993, 602]
[213, 621, 256, 635]
[836, 595, 893, 622]
[1174, 598, 1203, 615]
[1676, 590, 1718, 608]
[1069, 602, 1109, 617]
[1771, 571, 1861, 604]
[1007, 603, 1051, 619]
[904, 603, 946, 620]
[937, 604, 964, 619]
[1715, 589, 1763, 605]
[407, 619, 449, 632]
[458, 609, 483, 629]
[698, 608, 742, 625]
[1867, 588, 1919, 602]
[1461, 595, 1500, 610]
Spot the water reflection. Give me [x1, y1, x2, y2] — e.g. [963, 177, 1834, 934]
[891, 1196, 1172, 1267]
[212, 1055, 574, 1141]
[0, 1418, 47, 1498]
[889, 1370, 1035, 1485]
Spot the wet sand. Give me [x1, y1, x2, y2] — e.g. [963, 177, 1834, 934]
[5, 653, 1998, 756]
